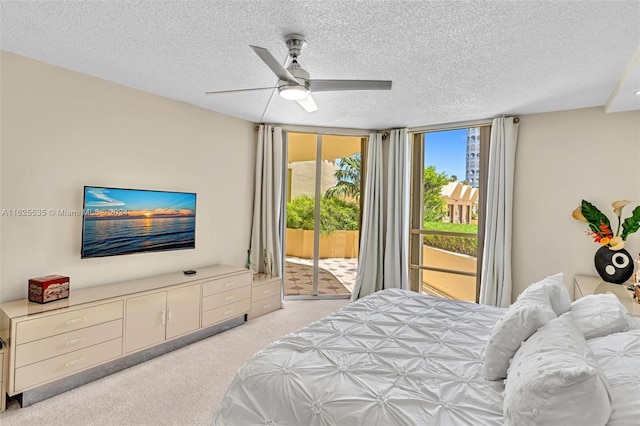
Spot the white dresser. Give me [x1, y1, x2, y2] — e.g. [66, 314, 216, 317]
[0, 265, 259, 405]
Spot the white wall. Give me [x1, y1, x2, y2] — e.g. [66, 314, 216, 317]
[0, 52, 255, 302]
[513, 107, 640, 300]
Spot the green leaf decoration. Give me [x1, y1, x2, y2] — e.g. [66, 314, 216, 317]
[621, 205, 640, 240]
[581, 200, 611, 235]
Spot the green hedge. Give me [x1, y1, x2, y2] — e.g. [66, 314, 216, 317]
[286, 200, 477, 255]
[287, 195, 359, 235]
[423, 222, 478, 257]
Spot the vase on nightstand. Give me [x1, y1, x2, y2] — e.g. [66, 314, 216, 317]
[594, 246, 634, 284]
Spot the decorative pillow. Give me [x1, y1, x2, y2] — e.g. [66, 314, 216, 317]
[627, 316, 640, 330]
[503, 314, 612, 426]
[483, 288, 556, 380]
[517, 273, 571, 316]
[570, 294, 629, 339]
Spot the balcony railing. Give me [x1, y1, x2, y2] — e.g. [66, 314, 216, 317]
[410, 229, 478, 302]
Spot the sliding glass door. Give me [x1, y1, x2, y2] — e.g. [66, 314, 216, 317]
[284, 132, 364, 299]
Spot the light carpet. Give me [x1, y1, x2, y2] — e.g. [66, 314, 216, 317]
[0, 298, 349, 426]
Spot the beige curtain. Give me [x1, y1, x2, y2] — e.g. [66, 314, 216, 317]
[249, 125, 283, 277]
[352, 129, 411, 300]
[479, 117, 519, 307]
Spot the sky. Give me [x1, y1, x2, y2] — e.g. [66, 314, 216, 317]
[424, 128, 467, 180]
[84, 187, 196, 217]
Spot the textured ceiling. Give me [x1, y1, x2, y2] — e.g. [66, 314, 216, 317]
[2, 1, 639, 130]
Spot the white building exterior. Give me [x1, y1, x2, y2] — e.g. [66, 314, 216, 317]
[465, 127, 480, 188]
[440, 181, 478, 224]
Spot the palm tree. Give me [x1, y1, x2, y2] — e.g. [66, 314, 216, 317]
[325, 154, 361, 201]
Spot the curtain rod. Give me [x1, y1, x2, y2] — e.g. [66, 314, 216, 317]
[408, 119, 492, 134]
[256, 117, 519, 134]
[408, 116, 519, 134]
[256, 122, 372, 137]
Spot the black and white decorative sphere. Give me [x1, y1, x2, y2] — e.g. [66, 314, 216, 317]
[594, 246, 634, 284]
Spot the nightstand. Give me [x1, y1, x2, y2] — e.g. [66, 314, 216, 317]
[247, 274, 282, 320]
[574, 275, 639, 317]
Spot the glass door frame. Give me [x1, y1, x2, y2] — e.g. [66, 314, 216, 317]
[408, 124, 491, 303]
[280, 127, 369, 300]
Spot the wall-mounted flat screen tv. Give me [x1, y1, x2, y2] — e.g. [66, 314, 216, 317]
[81, 186, 196, 258]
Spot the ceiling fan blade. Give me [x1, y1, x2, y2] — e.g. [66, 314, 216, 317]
[250, 45, 298, 84]
[296, 94, 318, 112]
[310, 80, 392, 92]
[205, 87, 274, 95]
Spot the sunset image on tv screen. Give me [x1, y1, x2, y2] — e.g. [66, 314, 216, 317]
[81, 186, 196, 258]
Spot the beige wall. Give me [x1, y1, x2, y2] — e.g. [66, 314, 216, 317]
[512, 107, 640, 300]
[0, 52, 255, 302]
[2, 54, 637, 304]
[289, 160, 338, 200]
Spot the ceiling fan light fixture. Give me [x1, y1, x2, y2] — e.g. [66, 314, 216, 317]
[279, 85, 309, 101]
[204, 34, 392, 113]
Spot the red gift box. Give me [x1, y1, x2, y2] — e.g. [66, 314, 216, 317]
[28, 275, 70, 304]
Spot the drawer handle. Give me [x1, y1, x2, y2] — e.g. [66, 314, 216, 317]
[262, 289, 272, 294]
[65, 337, 86, 347]
[161, 310, 166, 325]
[224, 309, 234, 315]
[168, 309, 173, 323]
[224, 282, 233, 287]
[65, 317, 86, 326]
[224, 296, 235, 301]
[64, 358, 85, 368]
[261, 304, 271, 310]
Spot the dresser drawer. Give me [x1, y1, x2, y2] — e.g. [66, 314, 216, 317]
[16, 301, 124, 345]
[15, 337, 122, 392]
[202, 286, 250, 312]
[252, 279, 281, 302]
[248, 294, 281, 320]
[202, 273, 251, 297]
[15, 319, 123, 368]
[201, 299, 250, 327]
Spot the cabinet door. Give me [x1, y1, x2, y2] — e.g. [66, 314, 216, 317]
[166, 284, 201, 340]
[124, 292, 167, 353]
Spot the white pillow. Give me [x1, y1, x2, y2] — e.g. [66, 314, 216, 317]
[517, 273, 571, 316]
[483, 288, 556, 380]
[571, 294, 629, 339]
[503, 313, 612, 426]
[627, 316, 640, 330]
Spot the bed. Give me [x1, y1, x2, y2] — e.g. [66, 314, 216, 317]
[214, 277, 640, 426]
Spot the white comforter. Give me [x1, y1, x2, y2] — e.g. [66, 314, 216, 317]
[588, 328, 640, 426]
[214, 289, 507, 426]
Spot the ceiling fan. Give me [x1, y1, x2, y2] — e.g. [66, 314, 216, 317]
[205, 34, 392, 112]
